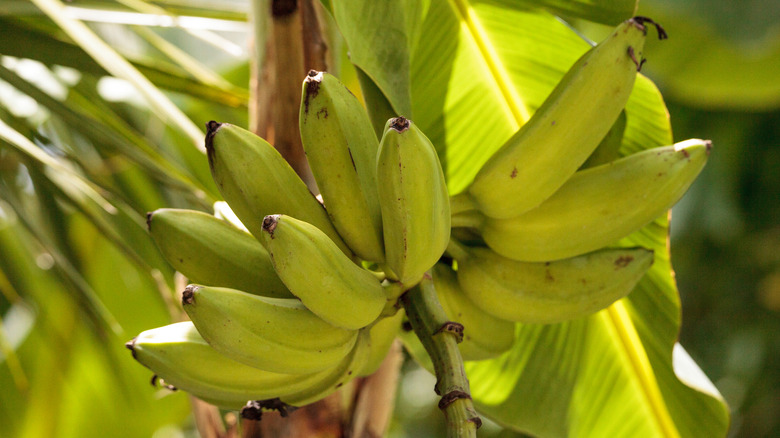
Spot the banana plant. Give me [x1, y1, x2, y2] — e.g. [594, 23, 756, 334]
[0, 0, 733, 437]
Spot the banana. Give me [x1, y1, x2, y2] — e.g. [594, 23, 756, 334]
[477, 139, 711, 262]
[213, 200, 248, 232]
[432, 263, 515, 360]
[205, 121, 351, 256]
[579, 111, 627, 170]
[454, 17, 651, 219]
[453, 245, 653, 323]
[376, 117, 450, 286]
[181, 284, 358, 374]
[299, 70, 385, 262]
[126, 321, 361, 410]
[360, 310, 405, 376]
[147, 208, 291, 298]
[259, 215, 386, 330]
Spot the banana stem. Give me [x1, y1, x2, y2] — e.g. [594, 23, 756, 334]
[449, 192, 478, 216]
[401, 273, 481, 438]
[445, 239, 471, 262]
[450, 210, 484, 229]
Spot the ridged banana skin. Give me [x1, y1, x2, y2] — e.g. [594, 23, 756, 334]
[182, 285, 358, 374]
[299, 71, 385, 262]
[457, 247, 654, 324]
[481, 140, 711, 262]
[147, 208, 291, 298]
[463, 17, 648, 219]
[127, 322, 359, 410]
[360, 310, 405, 376]
[205, 121, 351, 256]
[259, 215, 386, 330]
[432, 263, 515, 360]
[376, 117, 451, 286]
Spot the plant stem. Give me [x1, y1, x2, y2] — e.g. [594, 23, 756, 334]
[401, 273, 481, 438]
[445, 239, 471, 262]
[450, 210, 484, 229]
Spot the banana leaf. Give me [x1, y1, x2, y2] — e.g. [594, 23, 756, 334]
[328, 1, 730, 436]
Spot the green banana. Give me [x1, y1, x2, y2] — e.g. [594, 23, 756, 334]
[181, 284, 358, 374]
[360, 310, 405, 376]
[455, 17, 650, 219]
[147, 208, 291, 298]
[579, 111, 627, 170]
[126, 321, 362, 409]
[432, 263, 515, 360]
[299, 70, 385, 262]
[477, 139, 711, 262]
[259, 214, 386, 330]
[376, 117, 450, 286]
[455, 246, 654, 323]
[205, 121, 351, 255]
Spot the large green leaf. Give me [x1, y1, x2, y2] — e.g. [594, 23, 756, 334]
[332, 1, 730, 436]
[497, 0, 639, 25]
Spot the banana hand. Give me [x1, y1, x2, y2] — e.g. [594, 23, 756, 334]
[478, 139, 711, 262]
[455, 246, 654, 323]
[299, 70, 385, 262]
[377, 117, 450, 286]
[458, 17, 651, 219]
[259, 214, 386, 330]
[182, 285, 358, 374]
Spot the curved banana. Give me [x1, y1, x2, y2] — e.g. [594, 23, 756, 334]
[181, 284, 358, 374]
[360, 310, 405, 376]
[205, 121, 351, 255]
[579, 110, 627, 170]
[456, 17, 650, 219]
[455, 246, 654, 323]
[479, 139, 711, 262]
[299, 70, 384, 262]
[259, 215, 386, 330]
[126, 321, 361, 410]
[376, 117, 450, 286]
[147, 208, 291, 298]
[432, 263, 515, 360]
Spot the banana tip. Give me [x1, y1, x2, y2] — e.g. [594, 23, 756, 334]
[704, 140, 713, 154]
[182, 285, 199, 305]
[389, 117, 410, 132]
[125, 338, 137, 358]
[631, 16, 668, 40]
[204, 121, 223, 159]
[262, 215, 280, 236]
[145, 212, 153, 231]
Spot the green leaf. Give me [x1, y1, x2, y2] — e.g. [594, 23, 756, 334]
[337, 2, 730, 436]
[503, 0, 639, 25]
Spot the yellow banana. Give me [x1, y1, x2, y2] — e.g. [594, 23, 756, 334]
[299, 70, 385, 262]
[126, 321, 361, 410]
[259, 214, 386, 330]
[205, 121, 351, 255]
[360, 310, 405, 376]
[455, 17, 651, 219]
[477, 139, 711, 262]
[147, 208, 291, 298]
[432, 263, 515, 360]
[454, 246, 654, 324]
[181, 285, 358, 374]
[376, 117, 450, 286]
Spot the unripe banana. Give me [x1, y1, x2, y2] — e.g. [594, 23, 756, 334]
[205, 121, 351, 255]
[478, 139, 711, 262]
[299, 70, 384, 262]
[181, 285, 358, 374]
[432, 263, 515, 360]
[376, 117, 450, 286]
[126, 321, 360, 409]
[457, 17, 651, 219]
[259, 215, 386, 330]
[147, 208, 291, 298]
[360, 310, 405, 376]
[454, 246, 653, 323]
[579, 111, 627, 170]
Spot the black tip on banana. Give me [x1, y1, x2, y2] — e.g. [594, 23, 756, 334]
[262, 214, 280, 236]
[704, 140, 713, 154]
[242, 399, 297, 419]
[182, 285, 199, 306]
[125, 338, 137, 358]
[389, 117, 410, 132]
[145, 211, 153, 231]
[632, 16, 668, 40]
[205, 121, 223, 162]
[303, 71, 323, 114]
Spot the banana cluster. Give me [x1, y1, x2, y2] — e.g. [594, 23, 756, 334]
[128, 71, 448, 411]
[128, 16, 710, 412]
[435, 17, 710, 361]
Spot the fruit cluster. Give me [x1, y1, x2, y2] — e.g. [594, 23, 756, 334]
[126, 17, 710, 414]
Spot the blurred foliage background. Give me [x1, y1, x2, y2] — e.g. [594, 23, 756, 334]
[0, 0, 778, 437]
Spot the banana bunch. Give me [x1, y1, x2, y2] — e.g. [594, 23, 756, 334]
[129, 71, 450, 411]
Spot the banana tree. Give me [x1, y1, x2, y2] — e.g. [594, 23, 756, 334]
[0, 0, 730, 437]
